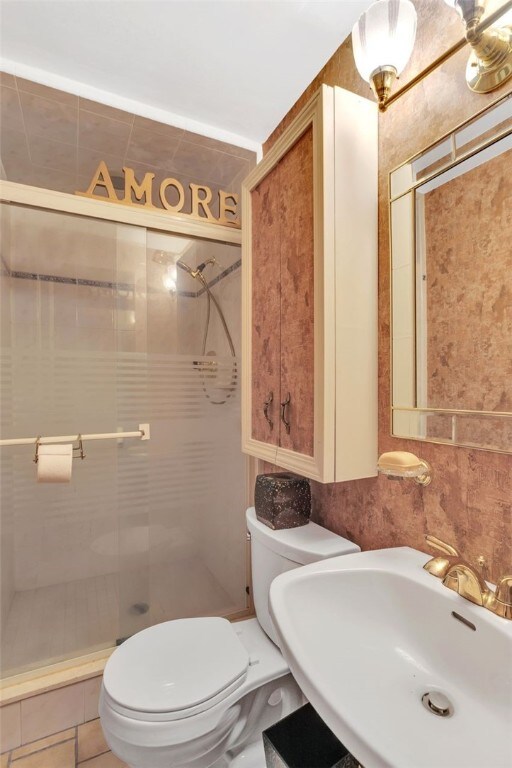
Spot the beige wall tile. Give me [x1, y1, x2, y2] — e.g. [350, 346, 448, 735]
[27, 135, 77, 175]
[21, 684, 84, 743]
[0, 701, 21, 752]
[79, 750, 127, 767]
[168, 140, 222, 183]
[78, 111, 131, 156]
[0, 128, 31, 179]
[0, 71, 16, 87]
[11, 728, 75, 760]
[19, 91, 77, 144]
[12, 739, 75, 768]
[16, 78, 78, 107]
[132, 114, 183, 140]
[126, 124, 180, 169]
[0, 85, 24, 132]
[83, 677, 102, 722]
[77, 719, 108, 763]
[78, 99, 133, 125]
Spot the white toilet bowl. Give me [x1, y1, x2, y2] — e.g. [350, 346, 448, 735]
[100, 508, 360, 767]
[100, 617, 303, 768]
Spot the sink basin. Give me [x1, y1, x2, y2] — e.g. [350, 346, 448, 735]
[269, 547, 512, 768]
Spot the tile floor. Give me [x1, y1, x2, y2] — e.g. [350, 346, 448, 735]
[1, 718, 127, 768]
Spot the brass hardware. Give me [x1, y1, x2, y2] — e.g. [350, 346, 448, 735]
[423, 535, 461, 577]
[382, 1, 512, 110]
[449, 0, 512, 94]
[484, 575, 512, 619]
[263, 392, 273, 429]
[443, 563, 490, 606]
[369, 65, 398, 108]
[280, 393, 291, 434]
[476, 554, 489, 580]
[424, 535, 512, 619]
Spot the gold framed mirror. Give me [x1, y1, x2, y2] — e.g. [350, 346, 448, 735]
[390, 93, 512, 453]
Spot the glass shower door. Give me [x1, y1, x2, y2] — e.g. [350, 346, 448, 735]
[0, 202, 247, 678]
[117, 229, 247, 641]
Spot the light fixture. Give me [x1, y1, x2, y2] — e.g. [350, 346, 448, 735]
[443, 0, 512, 93]
[377, 451, 432, 486]
[352, 0, 417, 108]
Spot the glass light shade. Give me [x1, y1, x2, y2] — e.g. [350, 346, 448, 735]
[352, 0, 418, 83]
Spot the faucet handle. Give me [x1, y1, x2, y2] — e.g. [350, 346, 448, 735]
[484, 575, 512, 620]
[425, 535, 459, 557]
[423, 535, 460, 578]
[495, 575, 512, 605]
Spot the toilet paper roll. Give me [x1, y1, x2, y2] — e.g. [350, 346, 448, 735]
[37, 443, 73, 483]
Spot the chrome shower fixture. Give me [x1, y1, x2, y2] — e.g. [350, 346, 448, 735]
[177, 256, 220, 279]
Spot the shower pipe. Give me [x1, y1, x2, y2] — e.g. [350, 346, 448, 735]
[177, 257, 238, 405]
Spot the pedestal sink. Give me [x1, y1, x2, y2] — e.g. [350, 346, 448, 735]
[269, 547, 512, 768]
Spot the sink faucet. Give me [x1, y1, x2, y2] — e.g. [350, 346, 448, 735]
[424, 535, 512, 620]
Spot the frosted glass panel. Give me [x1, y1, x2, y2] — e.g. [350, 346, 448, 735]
[0, 204, 246, 677]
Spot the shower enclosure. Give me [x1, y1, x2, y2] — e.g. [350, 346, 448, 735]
[0, 196, 248, 679]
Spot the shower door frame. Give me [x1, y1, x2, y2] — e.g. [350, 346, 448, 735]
[0, 179, 255, 689]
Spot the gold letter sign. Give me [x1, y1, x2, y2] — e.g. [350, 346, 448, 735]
[76, 162, 240, 229]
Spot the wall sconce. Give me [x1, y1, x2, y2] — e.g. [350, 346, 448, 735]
[377, 451, 432, 486]
[443, 0, 512, 92]
[352, 0, 417, 108]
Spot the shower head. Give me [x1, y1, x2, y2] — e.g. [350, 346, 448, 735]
[177, 257, 219, 280]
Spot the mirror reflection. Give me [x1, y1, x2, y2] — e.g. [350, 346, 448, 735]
[390, 95, 512, 453]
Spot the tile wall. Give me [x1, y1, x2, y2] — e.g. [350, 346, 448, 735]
[0, 73, 255, 217]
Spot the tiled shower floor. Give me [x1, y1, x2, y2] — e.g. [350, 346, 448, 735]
[1, 574, 119, 677]
[1, 562, 241, 677]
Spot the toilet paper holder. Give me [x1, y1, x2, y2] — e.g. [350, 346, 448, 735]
[33, 435, 86, 464]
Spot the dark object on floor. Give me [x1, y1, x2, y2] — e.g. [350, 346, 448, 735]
[254, 473, 311, 530]
[263, 702, 361, 768]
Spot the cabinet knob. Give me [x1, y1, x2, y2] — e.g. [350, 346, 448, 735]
[281, 393, 291, 434]
[263, 392, 273, 429]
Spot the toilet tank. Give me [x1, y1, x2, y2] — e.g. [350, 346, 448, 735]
[246, 507, 360, 645]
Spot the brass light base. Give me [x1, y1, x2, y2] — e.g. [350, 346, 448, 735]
[466, 25, 512, 92]
[369, 65, 397, 108]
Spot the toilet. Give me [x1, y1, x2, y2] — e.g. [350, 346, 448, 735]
[100, 507, 360, 768]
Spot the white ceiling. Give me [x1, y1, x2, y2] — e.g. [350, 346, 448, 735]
[0, 0, 370, 149]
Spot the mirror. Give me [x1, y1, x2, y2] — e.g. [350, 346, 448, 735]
[390, 94, 512, 453]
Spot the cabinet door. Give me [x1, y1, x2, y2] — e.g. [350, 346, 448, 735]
[250, 168, 281, 446]
[278, 127, 315, 456]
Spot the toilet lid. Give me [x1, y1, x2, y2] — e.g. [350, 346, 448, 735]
[103, 617, 250, 715]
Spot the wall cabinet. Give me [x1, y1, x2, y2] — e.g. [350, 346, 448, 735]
[241, 85, 377, 483]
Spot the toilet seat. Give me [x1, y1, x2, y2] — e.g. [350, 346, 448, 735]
[103, 617, 250, 721]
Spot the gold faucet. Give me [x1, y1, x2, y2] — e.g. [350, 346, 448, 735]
[423, 535, 512, 620]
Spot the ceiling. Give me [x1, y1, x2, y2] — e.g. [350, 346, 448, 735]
[0, 0, 370, 148]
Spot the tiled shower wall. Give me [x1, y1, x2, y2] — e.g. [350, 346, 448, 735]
[0, 72, 255, 213]
[263, 0, 512, 582]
